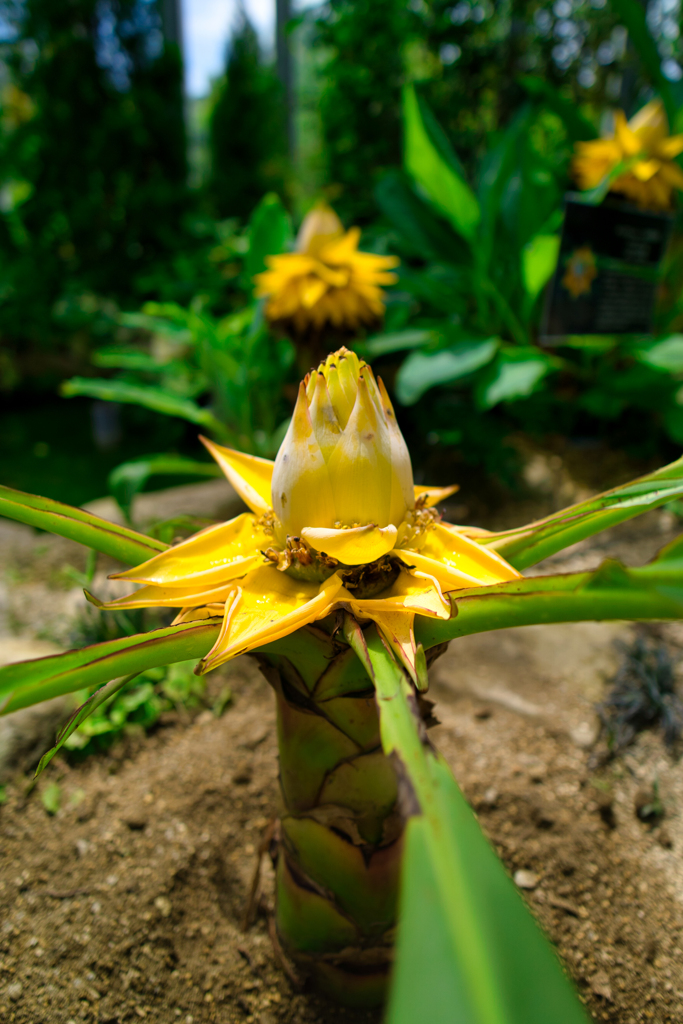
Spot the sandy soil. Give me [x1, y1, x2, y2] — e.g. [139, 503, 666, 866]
[3, 464, 683, 1023]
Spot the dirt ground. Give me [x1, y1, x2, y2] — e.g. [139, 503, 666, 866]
[3, 456, 683, 1023]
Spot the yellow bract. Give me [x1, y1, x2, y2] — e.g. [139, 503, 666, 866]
[254, 203, 399, 335]
[96, 348, 521, 681]
[272, 348, 414, 545]
[572, 99, 683, 211]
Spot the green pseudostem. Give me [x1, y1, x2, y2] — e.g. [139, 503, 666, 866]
[256, 621, 438, 1007]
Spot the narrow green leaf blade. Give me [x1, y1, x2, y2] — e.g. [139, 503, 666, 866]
[0, 485, 167, 564]
[61, 378, 224, 434]
[480, 455, 683, 569]
[365, 632, 588, 1024]
[35, 672, 141, 776]
[403, 84, 480, 243]
[0, 620, 220, 714]
[414, 557, 683, 651]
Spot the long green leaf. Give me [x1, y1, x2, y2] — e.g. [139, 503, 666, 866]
[415, 554, 683, 651]
[363, 630, 588, 1024]
[480, 454, 683, 569]
[403, 84, 480, 243]
[0, 485, 167, 564]
[61, 377, 225, 435]
[0, 620, 220, 715]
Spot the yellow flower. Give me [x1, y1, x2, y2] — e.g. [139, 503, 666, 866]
[95, 348, 520, 683]
[572, 99, 683, 211]
[561, 245, 598, 299]
[254, 204, 399, 335]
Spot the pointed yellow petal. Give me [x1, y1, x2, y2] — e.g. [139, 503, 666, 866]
[308, 371, 342, 459]
[657, 134, 683, 159]
[397, 522, 520, 591]
[200, 436, 274, 515]
[347, 569, 450, 619]
[172, 604, 226, 624]
[372, 609, 418, 682]
[302, 524, 398, 565]
[414, 483, 460, 507]
[271, 381, 337, 536]
[326, 370, 394, 526]
[632, 158, 661, 182]
[92, 581, 236, 610]
[110, 512, 266, 587]
[614, 110, 641, 156]
[199, 568, 345, 671]
[378, 376, 415, 521]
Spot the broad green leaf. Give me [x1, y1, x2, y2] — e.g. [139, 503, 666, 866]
[478, 454, 683, 569]
[518, 76, 596, 142]
[108, 455, 222, 521]
[0, 620, 220, 715]
[35, 672, 142, 776]
[477, 352, 552, 409]
[403, 84, 480, 243]
[522, 234, 560, 300]
[414, 555, 683, 651]
[396, 339, 499, 406]
[61, 378, 225, 436]
[362, 329, 437, 359]
[363, 631, 588, 1024]
[246, 192, 292, 282]
[375, 169, 469, 263]
[635, 335, 683, 373]
[0, 485, 167, 565]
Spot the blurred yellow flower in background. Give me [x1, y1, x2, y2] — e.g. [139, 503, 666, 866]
[572, 100, 683, 211]
[255, 204, 399, 335]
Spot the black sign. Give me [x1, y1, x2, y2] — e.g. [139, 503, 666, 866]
[541, 196, 672, 340]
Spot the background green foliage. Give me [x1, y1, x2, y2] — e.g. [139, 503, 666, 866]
[207, 10, 287, 220]
[0, 0, 188, 372]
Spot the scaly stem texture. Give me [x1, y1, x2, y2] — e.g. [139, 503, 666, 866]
[257, 624, 406, 1007]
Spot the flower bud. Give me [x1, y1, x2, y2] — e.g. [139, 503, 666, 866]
[271, 348, 414, 563]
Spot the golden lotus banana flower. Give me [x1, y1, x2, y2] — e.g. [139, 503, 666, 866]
[93, 348, 520, 681]
[572, 99, 683, 211]
[254, 203, 399, 335]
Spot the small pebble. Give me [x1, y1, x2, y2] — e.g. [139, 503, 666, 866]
[514, 869, 540, 890]
[7, 981, 23, 1001]
[154, 895, 172, 918]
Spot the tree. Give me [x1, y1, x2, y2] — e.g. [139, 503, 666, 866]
[207, 9, 287, 220]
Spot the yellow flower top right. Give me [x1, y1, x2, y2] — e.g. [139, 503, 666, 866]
[572, 99, 683, 211]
